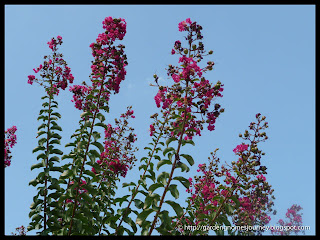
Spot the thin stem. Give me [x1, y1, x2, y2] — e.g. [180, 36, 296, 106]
[68, 81, 105, 235]
[209, 122, 261, 226]
[114, 109, 171, 235]
[43, 61, 55, 231]
[43, 94, 52, 231]
[148, 36, 194, 235]
[148, 90, 189, 235]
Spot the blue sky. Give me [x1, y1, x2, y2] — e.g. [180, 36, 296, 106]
[5, 5, 315, 235]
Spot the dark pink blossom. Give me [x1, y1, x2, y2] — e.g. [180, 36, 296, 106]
[4, 126, 17, 168]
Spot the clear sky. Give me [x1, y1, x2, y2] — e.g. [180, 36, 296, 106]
[5, 5, 315, 235]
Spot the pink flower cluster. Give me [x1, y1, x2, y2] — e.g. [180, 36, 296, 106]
[70, 17, 128, 113]
[27, 36, 74, 96]
[47, 35, 63, 51]
[178, 18, 192, 32]
[236, 193, 272, 226]
[4, 126, 17, 168]
[92, 108, 137, 178]
[271, 204, 304, 235]
[233, 143, 249, 155]
[182, 118, 274, 234]
[151, 19, 224, 140]
[89, 17, 127, 94]
[120, 109, 135, 118]
[186, 163, 235, 225]
[69, 84, 94, 111]
[11, 225, 26, 236]
[149, 124, 155, 136]
[102, 17, 127, 41]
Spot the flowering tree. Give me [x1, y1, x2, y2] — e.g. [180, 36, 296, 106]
[5, 17, 305, 236]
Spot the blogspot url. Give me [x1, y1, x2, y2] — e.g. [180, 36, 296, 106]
[179, 224, 311, 232]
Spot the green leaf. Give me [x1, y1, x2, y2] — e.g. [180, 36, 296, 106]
[217, 214, 231, 227]
[48, 181, 61, 191]
[143, 195, 153, 209]
[134, 199, 144, 209]
[163, 147, 175, 156]
[92, 131, 101, 141]
[38, 123, 47, 131]
[114, 195, 130, 206]
[96, 112, 105, 122]
[148, 182, 164, 193]
[48, 192, 61, 200]
[37, 137, 47, 147]
[157, 172, 169, 185]
[229, 195, 240, 208]
[182, 139, 195, 146]
[225, 203, 235, 215]
[165, 200, 184, 217]
[173, 176, 190, 189]
[91, 141, 104, 153]
[60, 169, 73, 179]
[51, 112, 61, 118]
[50, 124, 62, 131]
[123, 215, 137, 233]
[50, 148, 63, 155]
[80, 111, 93, 118]
[175, 162, 190, 172]
[94, 122, 108, 130]
[158, 210, 172, 229]
[144, 146, 152, 151]
[50, 166, 63, 173]
[166, 137, 178, 147]
[156, 159, 171, 170]
[49, 139, 60, 145]
[81, 192, 91, 203]
[29, 179, 39, 187]
[31, 162, 45, 171]
[168, 184, 179, 199]
[32, 146, 46, 153]
[180, 154, 194, 166]
[136, 209, 154, 226]
[49, 156, 60, 162]
[31, 213, 43, 223]
[30, 199, 43, 210]
[61, 153, 75, 160]
[123, 182, 137, 188]
[42, 102, 49, 107]
[51, 133, 62, 140]
[65, 142, 76, 148]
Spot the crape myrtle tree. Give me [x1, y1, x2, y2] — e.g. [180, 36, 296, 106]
[4, 17, 305, 236]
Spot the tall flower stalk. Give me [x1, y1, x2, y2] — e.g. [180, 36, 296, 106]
[53, 17, 133, 236]
[28, 36, 74, 234]
[129, 18, 224, 235]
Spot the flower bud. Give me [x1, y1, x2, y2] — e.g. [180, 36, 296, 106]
[208, 50, 213, 54]
[184, 48, 188, 54]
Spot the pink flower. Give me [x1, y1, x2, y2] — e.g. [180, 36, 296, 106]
[4, 126, 17, 167]
[233, 143, 249, 154]
[257, 174, 266, 182]
[149, 124, 155, 136]
[27, 75, 35, 85]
